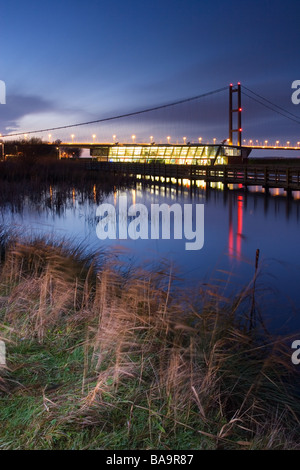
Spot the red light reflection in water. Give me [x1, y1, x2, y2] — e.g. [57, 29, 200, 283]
[228, 194, 244, 260]
[228, 198, 234, 255]
[236, 195, 243, 259]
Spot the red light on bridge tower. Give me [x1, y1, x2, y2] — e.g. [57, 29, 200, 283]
[229, 83, 242, 146]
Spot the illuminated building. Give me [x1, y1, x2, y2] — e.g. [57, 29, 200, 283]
[89, 143, 250, 165]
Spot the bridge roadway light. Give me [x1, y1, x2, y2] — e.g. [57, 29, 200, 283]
[71, 134, 75, 143]
[112, 134, 116, 143]
[276, 140, 279, 147]
[48, 134, 52, 143]
[92, 134, 96, 143]
[183, 137, 186, 144]
[132, 135, 136, 143]
[150, 136, 153, 143]
[198, 137, 202, 144]
[213, 138, 216, 145]
[167, 136, 171, 144]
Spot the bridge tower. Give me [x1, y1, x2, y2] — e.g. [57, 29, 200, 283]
[229, 83, 242, 146]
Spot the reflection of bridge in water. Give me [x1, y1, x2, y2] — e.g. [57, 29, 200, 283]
[131, 179, 300, 264]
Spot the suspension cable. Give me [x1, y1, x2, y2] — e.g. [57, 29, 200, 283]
[242, 86, 300, 125]
[2, 86, 228, 138]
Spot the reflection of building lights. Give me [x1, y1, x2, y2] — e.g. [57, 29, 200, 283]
[132, 189, 136, 205]
[196, 180, 206, 189]
[293, 191, 300, 200]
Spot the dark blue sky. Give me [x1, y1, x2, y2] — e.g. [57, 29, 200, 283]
[1, 0, 300, 144]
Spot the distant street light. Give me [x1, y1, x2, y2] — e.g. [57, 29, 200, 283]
[112, 134, 116, 143]
[213, 138, 216, 145]
[198, 137, 202, 144]
[48, 134, 52, 143]
[150, 136, 153, 143]
[24, 134, 28, 141]
[167, 136, 171, 144]
[92, 134, 96, 143]
[183, 137, 186, 144]
[71, 134, 75, 143]
[132, 135, 136, 143]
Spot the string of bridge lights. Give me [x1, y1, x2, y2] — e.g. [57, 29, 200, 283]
[1, 83, 300, 148]
[11, 132, 300, 149]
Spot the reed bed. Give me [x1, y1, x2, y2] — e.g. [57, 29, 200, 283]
[0, 233, 299, 450]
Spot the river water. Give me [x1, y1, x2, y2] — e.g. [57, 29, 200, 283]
[1, 180, 300, 335]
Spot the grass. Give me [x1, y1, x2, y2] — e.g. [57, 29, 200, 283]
[0, 233, 300, 450]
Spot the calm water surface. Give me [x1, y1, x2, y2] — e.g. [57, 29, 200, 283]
[2, 181, 300, 334]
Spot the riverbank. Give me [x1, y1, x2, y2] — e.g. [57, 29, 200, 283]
[0, 158, 135, 186]
[0, 232, 299, 450]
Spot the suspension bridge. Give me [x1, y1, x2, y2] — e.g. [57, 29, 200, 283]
[1, 82, 300, 190]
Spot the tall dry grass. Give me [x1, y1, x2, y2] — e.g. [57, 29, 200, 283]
[0, 235, 299, 449]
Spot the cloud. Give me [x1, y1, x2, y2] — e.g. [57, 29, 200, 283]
[0, 93, 55, 134]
